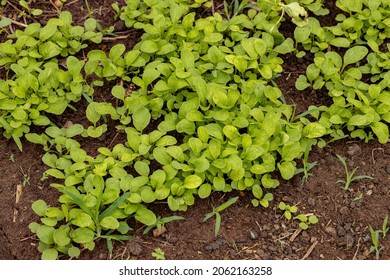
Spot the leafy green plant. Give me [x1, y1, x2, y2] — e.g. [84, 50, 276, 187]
[203, 196, 238, 237]
[295, 213, 318, 230]
[152, 247, 165, 260]
[336, 154, 374, 190]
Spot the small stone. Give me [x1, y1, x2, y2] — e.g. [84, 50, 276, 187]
[343, 223, 352, 231]
[363, 234, 371, 242]
[260, 231, 268, 238]
[274, 224, 280, 230]
[340, 206, 349, 215]
[301, 231, 310, 242]
[320, 254, 325, 259]
[386, 165, 390, 174]
[325, 226, 337, 236]
[249, 230, 259, 240]
[310, 236, 318, 243]
[346, 234, 354, 249]
[308, 198, 316, 207]
[347, 144, 362, 157]
[127, 240, 143, 256]
[337, 226, 346, 237]
[366, 190, 373, 196]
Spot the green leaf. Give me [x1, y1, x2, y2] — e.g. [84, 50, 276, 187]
[133, 107, 151, 132]
[32, 200, 48, 216]
[295, 75, 310, 90]
[213, 177, 225, 191]
[153, 147, 172, 165]
[233, 56, 247, 73]
[53, 228, 71, 246]
[198, 184, 211, 199]
[42, 248, 58, 260]
[135, 207, 157, 226]
[100, 216, 120, 229]
[348, 115, 368, 126]
[303, 123, 326, 138]
[183, 175, 202, 189]
[40, 24, 57, 41]
[0, 99, 17, 110]
[294, 25, 311, 43]
[330, 38, 350, 48]
[193, 157, 210, 173]
[274, 38, 295, 54]
[36, 225, 55, 244]
[371, 122, 389, 144]
[71, 228, 95, 243]
[140, 40, 159, 53]
[343, 46, 368, 67]
[134, 161, 150, 176]
[278, 161, 295, 180]
[203, 33, 223, 43]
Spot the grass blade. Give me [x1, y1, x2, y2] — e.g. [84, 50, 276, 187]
[99, 192, 131, 221]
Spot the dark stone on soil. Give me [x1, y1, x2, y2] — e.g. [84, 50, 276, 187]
[347, 144, 362, 157]
[204, 238, 225, 251]
[308, 197, 316, 206]
[346, 234, 354, 249]
[127, 240, 143, 256]
[325, 226, 337, 236]
[339, 206, 349, 215]
[343, 223, 352, 232]
[248, 230, 259, 240]
[386, 165, 390, 174]
[337, 226, 346, 237]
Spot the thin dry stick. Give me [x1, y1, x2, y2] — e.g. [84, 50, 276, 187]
[352, 237, 362, 260]
[301, 240, 319, 260]
[289, 227, 302, 242]
[0, 15, 28, 28]
[13, 184, 23, 222]
[102, 35, 129, 41]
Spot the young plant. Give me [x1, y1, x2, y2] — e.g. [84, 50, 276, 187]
[278, 202, 298, 220]
[369, 225, 384, 260]
[295, 213, 318, 230]
[380, 215, 389, 239]
[152, 248, 165, 260]
[336, 154, 374, 190]
[203, 196, 238, 237]
[143, 215, 185, 235]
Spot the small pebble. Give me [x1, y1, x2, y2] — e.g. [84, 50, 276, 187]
[343, 223, 352, 231]
[346, 234, 354, 249]
[386, 165, 390, 174]
[366, 190, 373, 196]
[325, 226, 337, 236]
[337, 226, 346, 237]
[340, 206, 349, 215]
[347, 144, 362, 157]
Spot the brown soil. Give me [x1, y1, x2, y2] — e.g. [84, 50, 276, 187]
[0, 0, 389, 260]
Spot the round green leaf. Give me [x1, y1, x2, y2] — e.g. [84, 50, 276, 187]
[32, 200, 48, 216]
[135, 207, 157, 226]
[42, 248, 58, 260]
[99, 216, 120, 229]
[183, 175, 202, 189]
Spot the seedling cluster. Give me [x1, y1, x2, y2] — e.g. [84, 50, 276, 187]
[0, 0, 389, 259]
